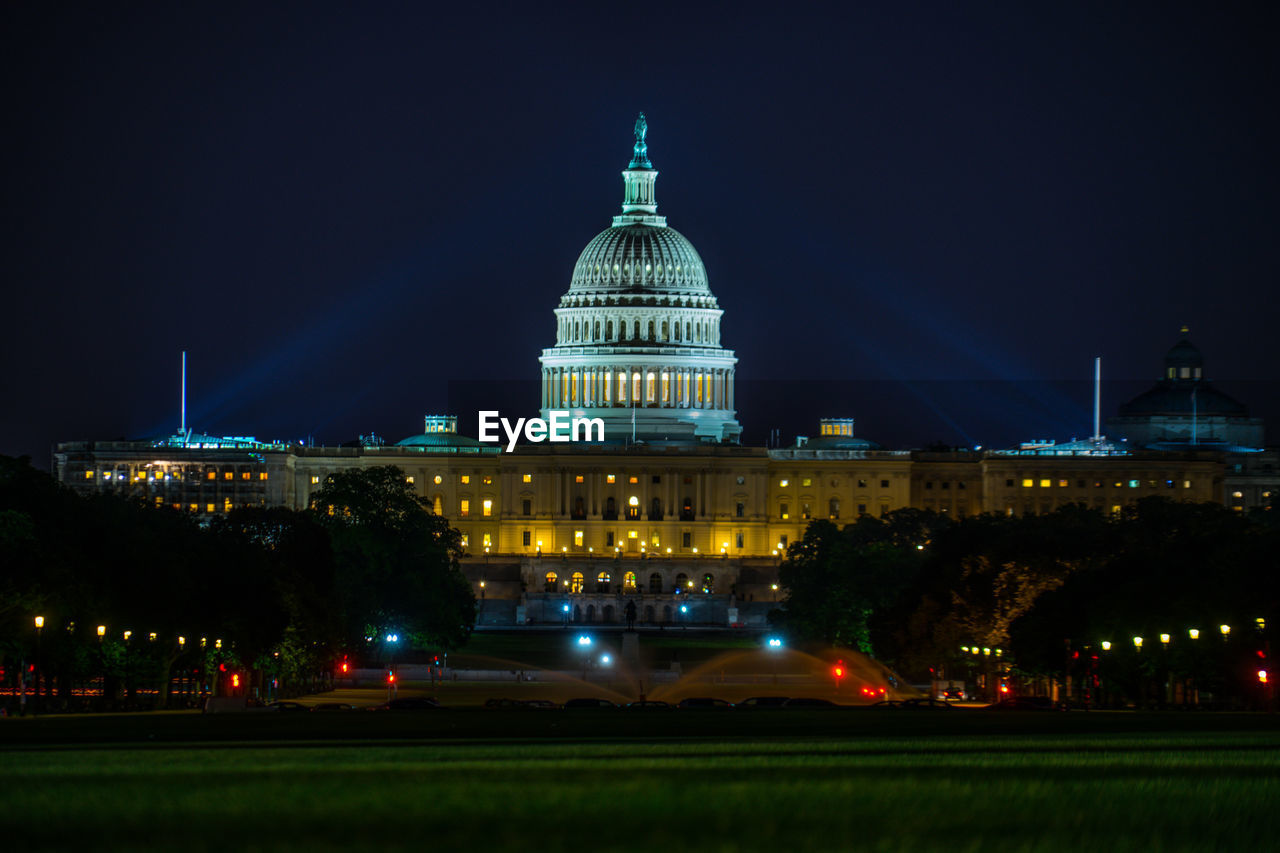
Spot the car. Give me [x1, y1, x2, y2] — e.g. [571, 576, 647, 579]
[867, 699, 905, 709]
[781, 697, 839, 709]
[265, 700, 308, 712]
[623, 700, 673, 710]
[899, 698, 953, 710]
[310, 702, 355, 712]
[939, 687, 967, 701]
[676, 697, 734, 710]
[370, 697, 442, 711]
[986, 696, 1063, 711]
[519, 699, 560, 710]
[736, 696, 790, 709]
[563, 697, 618, 709]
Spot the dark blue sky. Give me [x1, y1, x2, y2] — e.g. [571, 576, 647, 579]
[3, 1, 1276, 462]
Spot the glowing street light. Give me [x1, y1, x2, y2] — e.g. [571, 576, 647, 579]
[577, 635, 592, 647]
[1101, 641, 1112, 651]
[1160, 633, 1170, 646]
[1188, 628, 1200, 640]
[767, 637, 783, 649]
[1220, 624, 1231, 638]
[1133, 636, 1143, 650]
[97, 625, 106, 639]
[178, 636, 186, 647]
[600, 654, 611, 666]
[34, 615, 44, 631]
[386, 633, 399, 643]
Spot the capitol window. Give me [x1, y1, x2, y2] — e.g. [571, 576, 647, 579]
[460, 475, 470, 484]
[482, 499, 493, 517]
[607, 474, 616, 484]
[574, 530, 584, 546]
[310, 475, 320, 485]
[523, 473, 532, 483]
[1022, 479, 1034, 488]
[433, 474, 442, 484]
[460, 500, 470, 517]
[405, 476, 415, 485]
[575, 475, 584, 483]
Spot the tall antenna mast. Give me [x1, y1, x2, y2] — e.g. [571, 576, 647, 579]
[1092, 356, 1101, 441]
[180, 350, 187, 435]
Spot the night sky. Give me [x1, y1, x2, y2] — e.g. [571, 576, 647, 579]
[4, 1, 1277, 465]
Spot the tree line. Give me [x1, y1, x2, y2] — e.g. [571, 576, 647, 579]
[0, 456, 474, 710]
[775, 496, 1279, 706]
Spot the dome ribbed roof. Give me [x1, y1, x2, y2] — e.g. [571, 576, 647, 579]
[568, 224, 710, 296]
[1117, 383, 1247, 417]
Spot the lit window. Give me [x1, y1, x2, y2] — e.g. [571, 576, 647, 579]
[241, 472, 250, 480]
[780, 503, 789, 520]
[1232, 491, 1243, 499]
[482, 499, 493, 517]
[460, 500, 470, 517]
[259, 472, 268, 481]
[483, 533, 492, 547]
[651, 532, 660, 547]
[225, 472, 233, 481]
[461, 475, 470, 485]
[629, 476, 638, 484]
[310, 475, 320, 485]
[628, 496, 639, 507]
[1039, 479, 1051, 488]
[1183, 480, 1191, 489]
[628, 530, 638, 539]
[208, 471, 217, 481]
[84, 470, 94, 479]
[607, 474, 616, 484]
[1111, 505, 1121, 515]
[224, 498, 233, 512]
[575, 475, 584, 483]
[433, 474, 442, 485]
[206, 503, 215, 513]
[405, 476, 415, 484]
[1058, 479, 1068, 488]
[460, 534, 469, 547]
[523, 474, 532, 483]
[483, 476, 493, 485]
[1022, 479, 1034, 488]
[1129, 480, 1139, 488]
[802, 478, 811, 487]
[574, 530, 584, 546]
[189, 503, 197, 512]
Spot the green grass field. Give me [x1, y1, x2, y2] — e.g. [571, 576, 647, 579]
[3, 712, 1278, 851]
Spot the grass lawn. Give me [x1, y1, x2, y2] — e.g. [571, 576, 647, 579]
[3, 713, 1279, 851]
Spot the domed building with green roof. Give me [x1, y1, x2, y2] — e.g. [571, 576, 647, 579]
[1107, 332, 1264, 451]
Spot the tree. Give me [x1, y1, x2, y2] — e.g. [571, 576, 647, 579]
[310, 466, 475, 650]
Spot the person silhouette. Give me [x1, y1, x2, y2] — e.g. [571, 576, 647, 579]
[625, 600, 637, 630]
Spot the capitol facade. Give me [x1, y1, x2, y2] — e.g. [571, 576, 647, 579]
[53, 117, 1268, 628]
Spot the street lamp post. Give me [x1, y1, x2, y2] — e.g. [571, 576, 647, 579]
[577, 635, 592, 681]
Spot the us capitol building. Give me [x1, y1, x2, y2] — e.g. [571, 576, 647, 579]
[54, 116, 1270, 627]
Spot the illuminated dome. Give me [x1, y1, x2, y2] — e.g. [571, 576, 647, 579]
[538, 114, 740, 443]
[567, 225, 713, 299]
